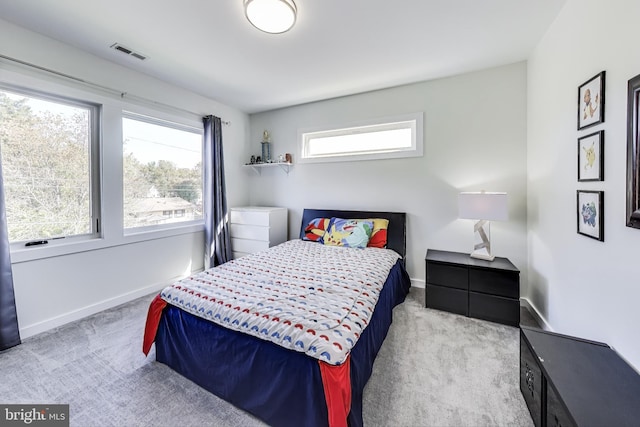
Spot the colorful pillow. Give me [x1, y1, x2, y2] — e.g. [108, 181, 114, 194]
[323, 218, 373, 249]
[366, 218, 390, 248]
[302, 217, 331, 242]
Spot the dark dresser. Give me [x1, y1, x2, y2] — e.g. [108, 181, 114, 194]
[520, 326, 640, 427]
[425, 249, 520, 326]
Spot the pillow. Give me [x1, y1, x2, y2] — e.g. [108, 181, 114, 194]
[323, 218, 373, 249]
[302, 217, 331, 242]
[366, 218, 390, 248]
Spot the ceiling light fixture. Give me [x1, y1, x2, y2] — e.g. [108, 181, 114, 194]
[244, 0, 297, 34]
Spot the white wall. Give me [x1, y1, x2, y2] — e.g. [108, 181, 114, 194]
[248, 62, 528, 289]
[528, 0, 640, 370]
[0, 19, 251, 338]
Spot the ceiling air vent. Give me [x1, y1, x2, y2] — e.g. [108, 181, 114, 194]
[110, 43, 148, 61]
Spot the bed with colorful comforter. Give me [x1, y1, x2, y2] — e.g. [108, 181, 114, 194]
[143, 209, 410, 427]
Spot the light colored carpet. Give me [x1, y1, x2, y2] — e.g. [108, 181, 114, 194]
[0, 287, 533, 427]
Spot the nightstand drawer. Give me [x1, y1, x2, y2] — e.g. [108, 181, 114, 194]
[469, 268, 519, 298]
[426, 284, 467, 315]
[469, 292, 519, 326]
[427, 263, 468, 290]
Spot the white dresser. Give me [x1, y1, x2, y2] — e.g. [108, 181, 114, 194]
[229, 206, 288, 259]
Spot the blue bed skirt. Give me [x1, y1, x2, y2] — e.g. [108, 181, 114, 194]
[155, 259, 410, 427]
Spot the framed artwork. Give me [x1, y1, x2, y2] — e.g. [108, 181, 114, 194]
[626, 73, 640, 229]
[577, 190, 604, 241]
[578, 71, 605, 130]
[577, 130, 604, 181]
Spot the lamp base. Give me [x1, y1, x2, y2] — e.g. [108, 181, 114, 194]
[470, 219, 495, 261]
[470, 252, 495, 262]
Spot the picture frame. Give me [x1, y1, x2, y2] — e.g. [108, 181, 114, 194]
[577, 130, 604, 181]
[577, 190, 604, 241]
[578, 71, 605, 130]
[626, 73, 640, 229]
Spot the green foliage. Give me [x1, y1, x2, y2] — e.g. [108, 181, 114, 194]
[1, 91, 202, 241]
[0, 92, 90, 241]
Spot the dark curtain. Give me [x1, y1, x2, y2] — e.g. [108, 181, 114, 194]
[203, 115, 232, 269]
[0, 151, 20, 351]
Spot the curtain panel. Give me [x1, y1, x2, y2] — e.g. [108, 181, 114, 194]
[203, 115, 232, 268]
[0, 151, 21, 351]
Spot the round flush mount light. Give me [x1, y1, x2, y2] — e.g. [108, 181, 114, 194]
[244, 0, 297, 34]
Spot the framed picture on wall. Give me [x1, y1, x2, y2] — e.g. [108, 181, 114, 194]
[578, 71, 605, 130]
[577, 190, 604, 241]
[577, 130, 604, 181]
[626, 73, 640, 229]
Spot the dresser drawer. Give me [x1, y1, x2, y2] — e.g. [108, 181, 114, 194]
[547, 384, 576, 427]
[520, 336, 543, 427]
[230, 209, 271, 226]
[232, 251, 251, 259]
[426, 284, 467, 315]
[230, 223, 270, 241]
[469, 292, 519, 326]
[231, 238, 270, 254]
[469, 268, 519, 298]
[427, 262, 468, 290]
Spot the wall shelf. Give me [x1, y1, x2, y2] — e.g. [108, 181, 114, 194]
[244, 162, 292, 175]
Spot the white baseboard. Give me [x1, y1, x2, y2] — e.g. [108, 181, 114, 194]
[410, 277, 425, 288]
[519, 297, 552, 331]
[19, 271, 199, 340]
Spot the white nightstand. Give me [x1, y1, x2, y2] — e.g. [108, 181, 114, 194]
[229, 206, 287, 259]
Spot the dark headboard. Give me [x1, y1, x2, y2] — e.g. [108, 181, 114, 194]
[299, 208, 407, 261]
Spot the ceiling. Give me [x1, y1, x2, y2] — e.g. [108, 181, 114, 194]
[0, 0, 565, 114]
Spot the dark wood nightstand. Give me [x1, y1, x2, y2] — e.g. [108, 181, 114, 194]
[425, 249, 520, 326]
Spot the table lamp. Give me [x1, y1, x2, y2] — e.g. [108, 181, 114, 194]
[458, 191, 508, 261]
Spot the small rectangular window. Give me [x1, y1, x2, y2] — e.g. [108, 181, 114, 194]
[122, 113, 203, 231]
[0, 86, 100, 244]
[299, 113, 423, 163]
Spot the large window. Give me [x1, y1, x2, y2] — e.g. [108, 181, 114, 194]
[0, 86, 100, 244]
[299, 113, 423, 163]
[122, 113, 203, 231]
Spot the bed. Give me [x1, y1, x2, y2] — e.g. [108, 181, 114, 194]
[142, 208, 411, 427]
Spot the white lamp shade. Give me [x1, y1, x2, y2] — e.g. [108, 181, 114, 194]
[244, 0, 297, 34]
[458, 192, 508, 221]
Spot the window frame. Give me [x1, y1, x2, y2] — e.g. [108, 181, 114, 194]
[298, 112, 424, 164]
[1, 64, 208, 264]
[0, 82, 102, 248]
[121, 111, 205, 236]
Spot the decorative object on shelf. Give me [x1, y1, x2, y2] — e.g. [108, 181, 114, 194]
[458, 191, 508, 261]
[578, 71, 605, 130]
[244, 0, 297, 34]
[285, 153, 292, 163]
[261, 130, 272, 163]
[577, 190, 604, 241]
[256, 156, 261, 163]
[578, 130, 604, 182]
[626, 73, 640, 229]
[250, 155, 256, 164]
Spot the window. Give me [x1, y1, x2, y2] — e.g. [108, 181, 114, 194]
[122, 113, 203, 231]
[0, 86, 100, 244]
[299, 113, 423, 163]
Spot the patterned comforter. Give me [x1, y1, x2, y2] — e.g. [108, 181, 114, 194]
[160, 239, 401, 365]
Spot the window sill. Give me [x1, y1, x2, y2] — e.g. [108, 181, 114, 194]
[10, 223, 205, 264]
